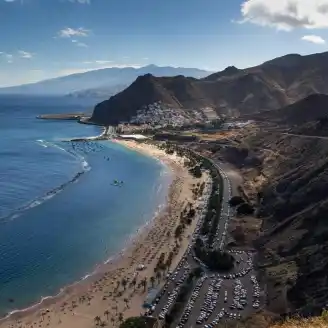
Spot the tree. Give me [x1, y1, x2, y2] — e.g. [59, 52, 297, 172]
[112, 305, 118, 315]
[141, 277, 147, 292]
[189, 165, 202, 178]
[156, 271, 161, 283]
[123, 298, 129, 308]
[193, 266, 203, 278]
[119, 317, 147, 328]
[237, 202, 254, 215]
[174, 224, 184, 238]
[164, 314, 174, 327]
[111, 317, 115, 326]
[131, 277, 137, 291]
[94, 316, 101, 326]
[150, 276, 155, 288]
[229, 196, 244, 207]
[121, 278, 128, 291]
[104, 310, 110, 321]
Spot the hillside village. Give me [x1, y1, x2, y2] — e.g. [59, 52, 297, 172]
[128, 101, 219, 127]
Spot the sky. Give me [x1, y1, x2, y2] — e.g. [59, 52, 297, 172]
[1, 0, 328, 87]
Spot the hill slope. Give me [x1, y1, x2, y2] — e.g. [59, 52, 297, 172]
[91, 74, 211, 124]
[91, 51, 328, 125]
[251, 94, 328, 125]
[0, 65, 211, 95]
[230, 123, 328, 316]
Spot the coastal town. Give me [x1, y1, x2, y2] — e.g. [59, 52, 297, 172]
[128, 102, 218, 127]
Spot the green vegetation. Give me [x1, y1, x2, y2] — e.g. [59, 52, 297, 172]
[157, 141, 233, 274]
[119, 316, 147, 328]
[237, 202, 254, 215]
[229, 196, 245, 207]
[194, 237, 234, 270]
[270, 310, 328, 328]
[164, 270, 199, 327]
[229, 196, 254, 216]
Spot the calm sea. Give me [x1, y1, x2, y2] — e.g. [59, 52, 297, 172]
[0, 96, 171, 316]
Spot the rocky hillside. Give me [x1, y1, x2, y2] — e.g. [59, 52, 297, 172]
[251, 94, 328, 125]
[91, 74, 209, 124]
[91, 51, 328, 125]
[230, 127, 328, 317]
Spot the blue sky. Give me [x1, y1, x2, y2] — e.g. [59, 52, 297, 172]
[1, 0, 328, 86]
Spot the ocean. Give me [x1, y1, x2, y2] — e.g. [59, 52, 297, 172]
[0, 96, 171, 316]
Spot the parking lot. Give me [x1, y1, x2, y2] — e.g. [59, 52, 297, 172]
[147, 163, 261, 327]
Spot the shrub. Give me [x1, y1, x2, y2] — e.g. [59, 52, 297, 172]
[119, 317, 147, 328]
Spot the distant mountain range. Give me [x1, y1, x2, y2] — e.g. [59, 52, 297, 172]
[0, 65, 211, 96]
[67, 84, 129, 99]
[91, 51, 328, 125]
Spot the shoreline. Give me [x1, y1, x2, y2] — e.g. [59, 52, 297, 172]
[0, 139, 172, 321]
[0, 139, 207, 328]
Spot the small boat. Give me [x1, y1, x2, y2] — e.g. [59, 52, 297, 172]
[111, 179, 124, 187]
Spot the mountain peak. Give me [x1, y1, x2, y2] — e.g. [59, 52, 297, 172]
[223, 66, 239, 73]
[262, 53, 303, 68]
[91, 50, 328, 126]
[202, 65, 240, 81]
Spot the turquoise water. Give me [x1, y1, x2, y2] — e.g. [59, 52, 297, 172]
[0, 96, 171, 316]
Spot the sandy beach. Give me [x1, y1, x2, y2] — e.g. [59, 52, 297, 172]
[0, 140, 209, 328]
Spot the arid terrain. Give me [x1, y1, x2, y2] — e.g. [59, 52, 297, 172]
[186, 117, 328, 318]
[91, 51, 328, 125]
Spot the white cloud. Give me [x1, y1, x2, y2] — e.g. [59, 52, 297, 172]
[18, 50, 33, 58]
[0, 53, 13, 63]
[58, 27, 90, 38]
[94, 60, 113, 64]
[71, 40, 88, 47]
[240, 0, 328, 31]
[82, 60, 114, 65]
[301, 34, 326, 43]
[3, 0, 26, 3]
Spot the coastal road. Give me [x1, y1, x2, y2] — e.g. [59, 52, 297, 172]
[150, 156, 260, 326]
[282, 132, 328, 140]
[212, 163, 232, 250]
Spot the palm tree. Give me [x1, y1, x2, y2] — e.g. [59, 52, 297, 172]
[121, 278, 127, 291]
[141, 278, 148, 293]
[150, 276, 155, 288]
[110, 317, 115, 326]
[112, 305, 118, 315]
[94, 316, 101, 326]
[123, 298, 129, 308]
[118, 312, 124, 323]
[104, 310, 110, 321]
[156, 271, 161, 284]
[110, 317, 115, 327]
[132, 277, 137, 291]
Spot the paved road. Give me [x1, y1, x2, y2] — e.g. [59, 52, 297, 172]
[150, 159, 261, 327]
[213, 163, 231, 250]
[282, 132, 328, 140]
